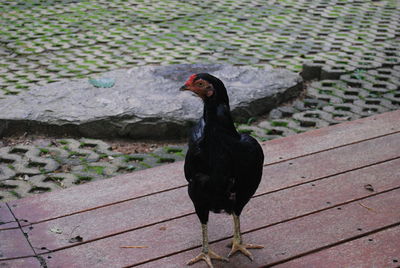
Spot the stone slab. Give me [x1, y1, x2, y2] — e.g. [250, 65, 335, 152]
[0, 64, 302, 139]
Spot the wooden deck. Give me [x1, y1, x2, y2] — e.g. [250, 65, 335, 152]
[1, 110, 400, 268]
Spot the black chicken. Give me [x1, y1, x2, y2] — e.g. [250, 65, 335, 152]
[180, 73, 264, 267]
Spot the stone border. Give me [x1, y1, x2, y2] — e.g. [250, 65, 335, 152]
[0, 64, 303, 139]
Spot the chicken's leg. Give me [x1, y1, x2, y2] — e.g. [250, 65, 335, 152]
[228, 213, 263, 261]
[187, 223, 228, 268]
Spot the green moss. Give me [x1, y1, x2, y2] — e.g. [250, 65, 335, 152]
[75, 176, 93, 184]
[99, 153, 108, 159]
[83, 165, 105, 175]
[124, 155, 144, 162]
[164, 147, 182, 154]
[238, 128, 253, 134]
[4, 90, 19, 95]
[246, 117, 256, 125]
[271, 121, 288, 127]
[29, 186, 51, 194]
[10, 190, 21, 198]
[68, 151, 87, 157]
[157, 158, 175, 164]
[39, 148, 49, 154]
[140, 162, 152, 168]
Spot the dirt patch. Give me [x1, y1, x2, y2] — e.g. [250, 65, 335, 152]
[1, 134, 186, 154]
[1, 133, 53, 147]
[105, 138, 186, 154]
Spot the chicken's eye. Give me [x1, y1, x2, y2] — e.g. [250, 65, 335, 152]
[196, 81, 205, 87]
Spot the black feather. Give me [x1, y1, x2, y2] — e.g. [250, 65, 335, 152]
[184, 74, 264, 224]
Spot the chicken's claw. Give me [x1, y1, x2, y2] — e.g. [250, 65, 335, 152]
[228, 241, 264, 261]
[187, 249, 228, 268]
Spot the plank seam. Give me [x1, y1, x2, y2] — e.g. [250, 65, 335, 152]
[35, 212, 194, 256]
[40, 186, 400, 267]
[125, 186, 400, 267]
[263, 130, 400, 167]
[17, 184, 187, 228]
[0, 220, 17, 230]
[256, 156, 400, 200]
[266, 222, 400, 267]
[2, 203, 47, 267]
[17, 151, 400, 229]
[17, 155, 400, 232]
[13, 131, 400, 227]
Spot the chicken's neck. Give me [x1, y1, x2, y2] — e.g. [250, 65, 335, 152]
[202, 100, 239, 137]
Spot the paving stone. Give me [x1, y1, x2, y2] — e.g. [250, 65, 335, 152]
[111, 156, 145, 173]
[152, 147, 187, 164]
[322, 105, 362, 122]
[44, 173, 78, 189]
[57, 139, 100, 162]
[301, 58, 328, 80]
[0, 147, 23, 164]
[306, 82, 344, 104]
[0, 165, 16, 181]
[257, 120, 298, 138]
[29, 175, 61, 193]
[384, 92, 400, 106]
[24, 148, 60, 172]
[269, 108, 284, 120]
[72, 162, 118, 178]
[292, 110, 331, 128]
[0, 179, 31, 199]
[79, 138, 120, 156]
[321, 62, 356, 80]
[353, 99, 392, 117]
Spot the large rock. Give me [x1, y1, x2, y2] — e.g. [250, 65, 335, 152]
[0, 64, 302, 139]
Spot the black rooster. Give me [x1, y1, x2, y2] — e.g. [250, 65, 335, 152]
[180, 73, 264, 267]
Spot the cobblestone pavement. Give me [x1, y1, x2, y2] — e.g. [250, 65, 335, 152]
[1, 0, 399, 201]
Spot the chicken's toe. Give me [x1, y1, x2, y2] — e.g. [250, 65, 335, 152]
[187, 249, 228, 268]
[228, 242, 264, 261]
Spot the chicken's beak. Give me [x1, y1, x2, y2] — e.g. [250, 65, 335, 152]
[180, 85, 188, 91]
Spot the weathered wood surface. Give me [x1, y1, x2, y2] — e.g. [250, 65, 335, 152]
[1, 110, 399, 267]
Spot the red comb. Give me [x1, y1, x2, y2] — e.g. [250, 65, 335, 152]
[185, 74, 197, 86]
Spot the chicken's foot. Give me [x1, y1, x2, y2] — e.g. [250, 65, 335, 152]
[187, 224, 228, 268]
[228, 214, 263, 261]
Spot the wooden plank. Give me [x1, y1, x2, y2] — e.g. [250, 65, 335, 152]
[256, 132, 400, 195]
[273, 225, 400, 268]
[22, 187, 192, 254]
[139, 191, 400, 268]
[0, 203, 18, 230]
[261, 110, 400, 164]
[0, 257, 42, 268]
[41, 188, 400, 267]
[0, 229, 35, 260]
[9, 132, 400, 227]
[7, 161, 186, 224]
[21, 158, 400, 254]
